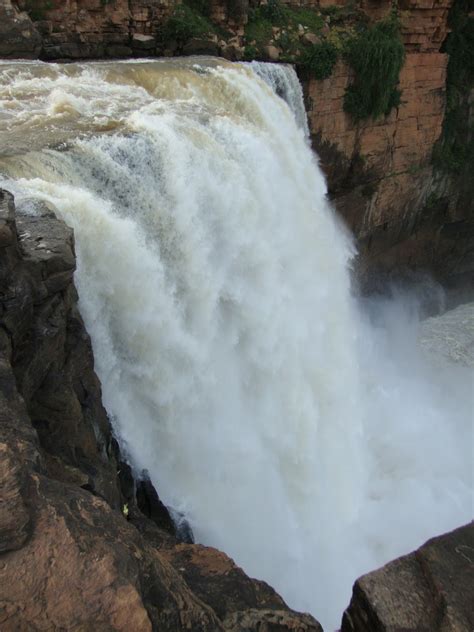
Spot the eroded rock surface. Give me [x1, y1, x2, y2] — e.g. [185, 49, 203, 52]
[303, 0, 473, 291]
[0, 0, 41, 58]
[0, 189, 322, 632]
[342, 522, 474, 632]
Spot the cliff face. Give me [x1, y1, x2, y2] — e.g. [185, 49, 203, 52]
[341, 521, 474, 632]
[304, 0, 473, 292]
[0, 0, 41, 57]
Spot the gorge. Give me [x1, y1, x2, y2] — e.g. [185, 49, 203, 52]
[0, 0, 473, 630]
[0, 57, 472, 631]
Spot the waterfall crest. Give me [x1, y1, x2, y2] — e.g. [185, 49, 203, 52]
[0, 59, 471, 631]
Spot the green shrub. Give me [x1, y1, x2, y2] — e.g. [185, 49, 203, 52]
[245, 0, 286, 53]
[258, 0, 289, 24]
[320, 3, 361, 24]
[245, 16, 273, 49]
[301, 41, 338, 80]
[243, 44, 259, 60]
[289, 8, 324, 32]
[163, 4, 214, 44]
[184, 0, 211, 17]
[343, 17, 405, 120]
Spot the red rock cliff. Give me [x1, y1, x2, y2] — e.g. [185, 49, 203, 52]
[304, 0, 473, 292]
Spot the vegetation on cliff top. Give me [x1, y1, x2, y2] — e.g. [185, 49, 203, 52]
[300, 41, 338, 80]
[433, 0, 474, 174]
[163, 3, 217, 45]
[161, 0, 405, 120]
[243, 0, 362, 78]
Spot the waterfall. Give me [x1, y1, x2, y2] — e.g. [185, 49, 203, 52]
[0, 59, 472, 631]
[247, 61, 310, 136]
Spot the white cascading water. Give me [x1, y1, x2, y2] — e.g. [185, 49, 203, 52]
[0, 59, 472, 631]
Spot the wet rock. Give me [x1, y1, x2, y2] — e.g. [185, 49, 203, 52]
[170, 509, 195, 544]
[136, 473, 177, 536]
[162, 543, 323, 631]
[341, 522, 474, 632]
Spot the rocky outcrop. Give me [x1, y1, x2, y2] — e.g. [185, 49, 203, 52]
[0, 192, 122, 507]
[341, 522, 474, 632]
[0, 189, 323, 631]
[0, 0, 41, 58]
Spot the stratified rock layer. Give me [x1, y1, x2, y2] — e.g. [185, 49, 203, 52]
[341, 522, 474, 632]
[0, 189, 323, 632]
[302, 0, 473, 290]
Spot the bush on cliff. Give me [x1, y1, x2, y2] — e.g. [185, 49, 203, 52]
[301, 41, 338, 80]
[343, 17, 405, 120]
[259, 0, 289, 23]
[163, 4, 215, 45]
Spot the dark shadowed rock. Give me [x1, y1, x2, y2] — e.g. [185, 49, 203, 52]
[0, 443, 31, 553]
[223, 609, 324, 632]
[0, 193, 122, 508]
[342, 522, 474, 632]
[136, 472, 177, 536]
[162, 543, 286, 620]
[182, 37, 220, 56]
[0, 0, 41, 58]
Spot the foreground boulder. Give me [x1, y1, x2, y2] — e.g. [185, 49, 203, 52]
[0, 190, 322, 631]
[342, 522, 474, 632]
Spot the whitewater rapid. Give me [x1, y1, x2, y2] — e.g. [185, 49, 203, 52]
[0, 59, 472, 631]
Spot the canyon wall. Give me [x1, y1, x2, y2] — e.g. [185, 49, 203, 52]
[304, 0, 473, 293]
